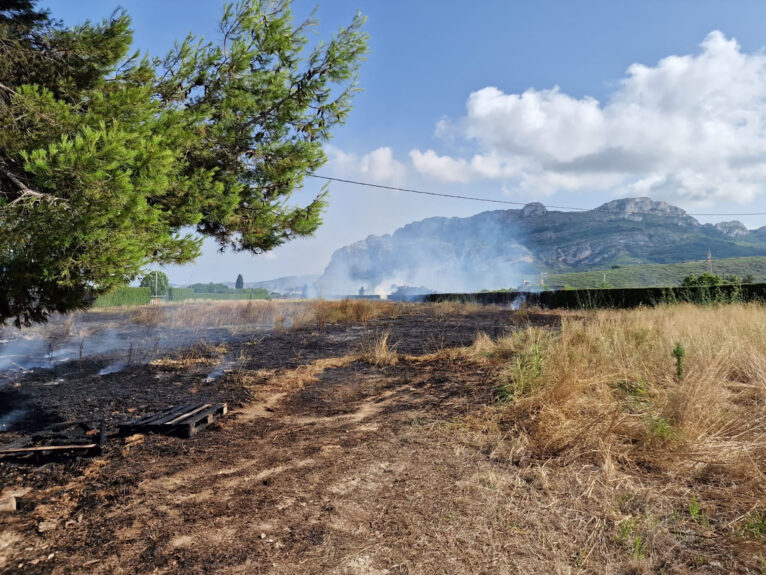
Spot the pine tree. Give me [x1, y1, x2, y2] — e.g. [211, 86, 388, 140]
[0, 0, 367, 326]
[235, 274, 244, 290]
[0, 1, 47, 27]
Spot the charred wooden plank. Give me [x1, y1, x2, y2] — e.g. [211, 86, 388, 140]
[0, 443, 98, 455]
[47, 420, 95, 431]
[119, 404, 195, 433]
[152, 404, 206, 425]
[98, 419, 106, 455]
[130, 404, 192, 426]
[163, 404, 212, 425]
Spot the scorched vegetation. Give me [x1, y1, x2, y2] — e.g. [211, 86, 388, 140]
[0, 301, 763, 573]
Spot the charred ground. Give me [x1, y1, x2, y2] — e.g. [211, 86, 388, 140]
[0, 302, 762, 574]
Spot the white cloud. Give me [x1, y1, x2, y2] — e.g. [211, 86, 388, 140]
[410, 31, 766, 204]
[327, 146, 406, 186]
[409, 149, 472, 183]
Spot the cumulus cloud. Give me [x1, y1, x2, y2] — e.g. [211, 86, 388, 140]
[410, 149, 472, 183]
[327, 145, 406, 186]
[410, 31, 766, 204]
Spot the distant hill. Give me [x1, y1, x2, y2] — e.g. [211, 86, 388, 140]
[247, 275, 319, 295]
[316, 198, 766, 294]
[546, 257, 766, 289]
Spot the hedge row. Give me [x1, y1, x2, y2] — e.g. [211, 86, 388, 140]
[169, 290, 270, 302]
[425, 283, 766, 309]
[167, 287, 194, 302]
[92, 286, 271, 307]
[93, 286, 151, 307]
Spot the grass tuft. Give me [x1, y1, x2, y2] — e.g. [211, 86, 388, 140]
[359, 330, 399, 367]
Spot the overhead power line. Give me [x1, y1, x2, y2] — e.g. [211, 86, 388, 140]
[308, 175, 588, 211]
[307, 174, 766, 217]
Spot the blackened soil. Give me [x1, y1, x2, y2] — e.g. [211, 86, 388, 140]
[0, 305, 563, 575]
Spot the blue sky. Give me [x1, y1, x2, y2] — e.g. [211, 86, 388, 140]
[40, 1, 766, 285]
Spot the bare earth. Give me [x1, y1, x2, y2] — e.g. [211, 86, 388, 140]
[0, 305, 762, 574]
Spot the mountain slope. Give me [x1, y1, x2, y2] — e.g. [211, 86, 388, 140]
[546, 257, 766, 288]
[316, 198, 766, 294]
[247, 275, 319, 295]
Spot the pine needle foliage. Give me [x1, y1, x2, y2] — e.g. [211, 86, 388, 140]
[0, 0, 367, 326]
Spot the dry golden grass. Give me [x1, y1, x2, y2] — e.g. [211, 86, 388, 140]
[86, 299, 488, 334]
[118, 299, 400, 331]
[426, 299, 483, 317]
[359, 330, 399, 367]
[126, 301, 316, 330]
[250, 356, 359, 389]
[463, 304, 766, 500]
[311, 299, 401, 329]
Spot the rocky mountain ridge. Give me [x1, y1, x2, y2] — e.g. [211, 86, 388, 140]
[316, 197, 766, 294]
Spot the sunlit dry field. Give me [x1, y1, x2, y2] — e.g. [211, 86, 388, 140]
[0, 301, 764, 574]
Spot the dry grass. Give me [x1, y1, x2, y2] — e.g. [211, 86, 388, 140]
[427, 300, 483, 317]
[463, 303, 766, 507]
[359, 330, 399, 367]
[250, 355, 359, 389]
[126, 301, 315, 330]
[88, 299, 487, 333]
[114, 299, 400, 331]
[311, 299, 401, 329]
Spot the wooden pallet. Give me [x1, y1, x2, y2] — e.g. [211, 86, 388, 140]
[118, 403, 227, 438]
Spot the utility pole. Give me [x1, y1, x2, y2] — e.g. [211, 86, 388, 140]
[707, 250, 713, 274]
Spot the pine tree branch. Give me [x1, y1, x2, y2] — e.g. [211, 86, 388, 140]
[0, 82, 18, 95]
[0, 164, 61, 205]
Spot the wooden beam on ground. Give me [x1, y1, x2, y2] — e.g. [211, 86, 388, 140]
[0, 443, 98, 455]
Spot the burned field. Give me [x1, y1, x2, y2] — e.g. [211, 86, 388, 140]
[0, 301, 764, 574]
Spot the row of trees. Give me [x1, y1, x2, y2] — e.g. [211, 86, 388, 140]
[679, 272, 756, 287]
[139, 271, 251, 296]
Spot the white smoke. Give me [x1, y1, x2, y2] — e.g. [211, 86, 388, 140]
[0, 409, 28, 431]
[1, 312, 214, 377]
[98, 362, 127, 376]
[314, 211, 540, 296]
[510, 293, 527, 311]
